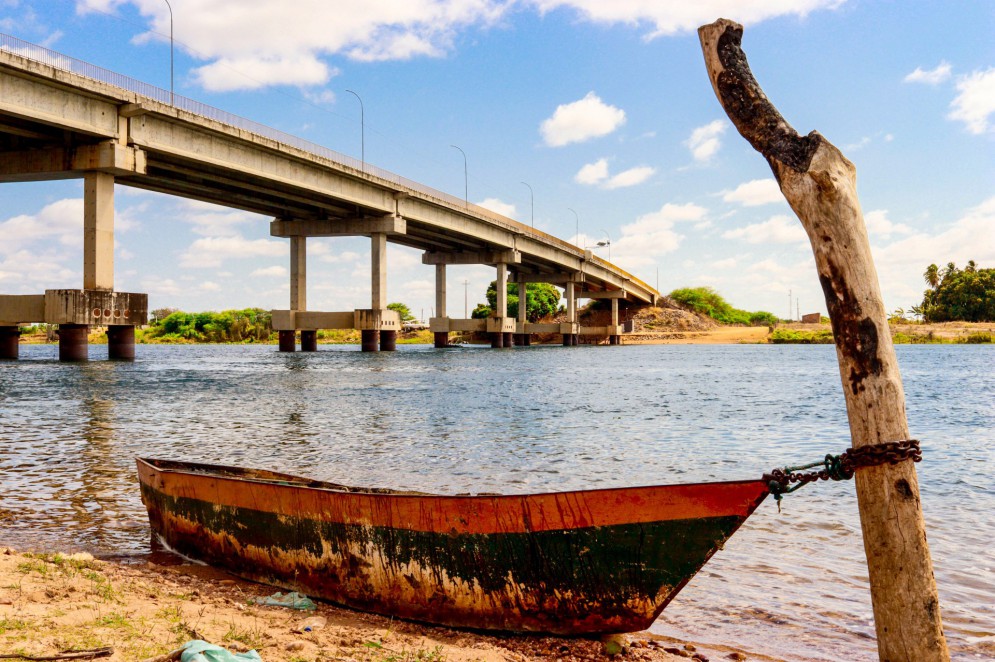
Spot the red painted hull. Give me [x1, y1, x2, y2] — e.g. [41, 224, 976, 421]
[137, 458, 769, 634]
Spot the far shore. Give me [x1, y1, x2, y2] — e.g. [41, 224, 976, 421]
[13, 321, 994, 348]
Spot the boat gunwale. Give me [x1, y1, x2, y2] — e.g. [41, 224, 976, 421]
[136, 456, 770, 501]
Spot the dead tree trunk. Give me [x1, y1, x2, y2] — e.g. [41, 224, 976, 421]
[698, 19, 949, 662]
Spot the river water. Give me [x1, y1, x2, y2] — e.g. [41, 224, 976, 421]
[1, 343, 992, 660]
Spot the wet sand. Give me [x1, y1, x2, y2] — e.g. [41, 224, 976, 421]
[0, 548, 778, 662]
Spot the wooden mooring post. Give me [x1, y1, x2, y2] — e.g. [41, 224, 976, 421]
[698, 19, 949, 661]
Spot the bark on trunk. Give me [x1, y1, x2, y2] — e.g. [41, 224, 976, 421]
[698, 19, 949, 662]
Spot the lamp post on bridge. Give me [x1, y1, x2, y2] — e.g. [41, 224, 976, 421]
[163, 0, 173, 105]
[520, 181, 533, 228]
[601, 229, 612, 262]
[567, 207, 579, 246]
[345, 89, 364, 172]
[451, 145, 468, 208]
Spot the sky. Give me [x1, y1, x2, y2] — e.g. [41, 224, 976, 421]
[0, 0, 993, 321]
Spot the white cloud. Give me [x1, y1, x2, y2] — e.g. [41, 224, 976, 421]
[477, 197, 517, 218]
[605, 166, 655, 189]
[863, 210, 912, 239]
[251, 265, 288, 278]
[0, 198, 82, 254]
[948, 67, 995, 134]
[686, 120, 727, 163]
[904, 62, 952, 85]
[531, 1, 843, 39]
[575, 158, 609, 185]
[575, 159, 655, 189]
[200, 281, 221, 292]
[722, 214, 807, 245]
[79, 0, 510, 92]
[872, 196, 995, 308]
[194, 54, 335, 92]
[722, 178, 782, 206]
[540, 92, 626, 147]
[611, 202, 708, 266]
[178, 201, 262, 237]
[179, 235, 285, 268]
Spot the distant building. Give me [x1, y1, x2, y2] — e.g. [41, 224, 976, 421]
[801, 312, 821, 324]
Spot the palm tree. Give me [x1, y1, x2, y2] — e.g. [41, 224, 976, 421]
[924, 264, 939, 289]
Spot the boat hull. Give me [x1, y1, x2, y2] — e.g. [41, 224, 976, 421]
[137, 458, 768, 634]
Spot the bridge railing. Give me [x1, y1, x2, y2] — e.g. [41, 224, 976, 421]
[0, 32, 656, 296]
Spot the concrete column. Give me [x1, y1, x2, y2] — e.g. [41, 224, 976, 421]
[434, 264, 448, 348]
[516, 273, 528, 346]
[0, 326, 19, 360]
[492, 263, 507, 348]
[361, 330, 379, 352]
[278, 330, 296, 352]
[107, 325, 135, 360]
[58, 324, 89, 362]
[380, 330, 397, 351]
[564, 281, 577, 346]
[300, 330, 317, 352]
[611, 297, 620, 345]
[503, 332, 514, 347]
[290, 236, 306, 311]
[83, 172, 114, 291]
[371, 233, 387, 310]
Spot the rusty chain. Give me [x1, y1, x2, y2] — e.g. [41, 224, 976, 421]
[764, 439, 922, 508]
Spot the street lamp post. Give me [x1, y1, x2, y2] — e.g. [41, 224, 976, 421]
[345, 89, 364, 171]
[602, 229, 612, 262]
[451, 145, 468, 207]
[163, 0, 173, 105]
[521, 182, 533, 228]
[567, 207, 579, 245]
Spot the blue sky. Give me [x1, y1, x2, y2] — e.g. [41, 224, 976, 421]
[1, 0, 993, 320]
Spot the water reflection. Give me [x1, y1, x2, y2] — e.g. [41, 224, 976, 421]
[0, 343, 992, 661]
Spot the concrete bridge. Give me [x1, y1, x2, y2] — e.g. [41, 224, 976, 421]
[0, 33, 658, 360]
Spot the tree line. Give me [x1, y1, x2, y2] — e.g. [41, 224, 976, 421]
[918, 261, 994, 322]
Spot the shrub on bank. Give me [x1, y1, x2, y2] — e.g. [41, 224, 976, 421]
[769, 329, 834, 344]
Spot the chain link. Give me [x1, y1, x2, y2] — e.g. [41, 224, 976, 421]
[764, 439, 922, 507]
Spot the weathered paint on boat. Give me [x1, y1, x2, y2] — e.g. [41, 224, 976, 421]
[137, 457, 769, 634]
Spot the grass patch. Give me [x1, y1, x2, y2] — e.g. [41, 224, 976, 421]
[769, 329, 834, 344]
[959, 331, 993, 344]
[0, 616, 32, 634]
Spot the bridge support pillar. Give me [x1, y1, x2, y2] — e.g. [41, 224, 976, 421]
[300, 330, 317, 352]
[278, 330, 296, 352]
[361, 330, 379, 352]
[107, 324, 135, 360]
[490, 332, 504, 348]
[610, 298, 621, 345]
[503, 332, 514, 347]
[84, 172, 115, 291]
[58, 324, 89, 362]
[516, 273, 528, 348]
[0, 326, 19, 360]
[380, 330, 397, 351]
[433, 264, 449, 348]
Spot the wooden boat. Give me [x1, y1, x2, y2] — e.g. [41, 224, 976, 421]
[137, 457, 769, 635]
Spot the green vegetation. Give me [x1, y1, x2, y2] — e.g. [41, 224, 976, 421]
[669, 287, 778, 326]
[143, 308, 273, 343]
[769, 329, 834, 344]
[920, 261, 995, 322]
[472, 282, 561, 321]
[387, 302, 416, 322]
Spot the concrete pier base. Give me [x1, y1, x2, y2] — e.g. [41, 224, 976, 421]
[107, 325, 135, 360]
[503, 332, 514, 348]
[380, 330, 397, 352]
[514, 333, 529, 346]
[0, 326, 19, 360]
[610, 335, 620, 345]
[491, 332, 504, 348]
[361, 329, 379, 352]
[562, 334, 573, 347]
[434, 331, 449, 348]
[278, 330, 296, 352]
[58, 324, 89, 362]
[301, 330, 317, 352]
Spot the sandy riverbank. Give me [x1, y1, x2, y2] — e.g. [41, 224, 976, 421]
[0, 548, 778, 662]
